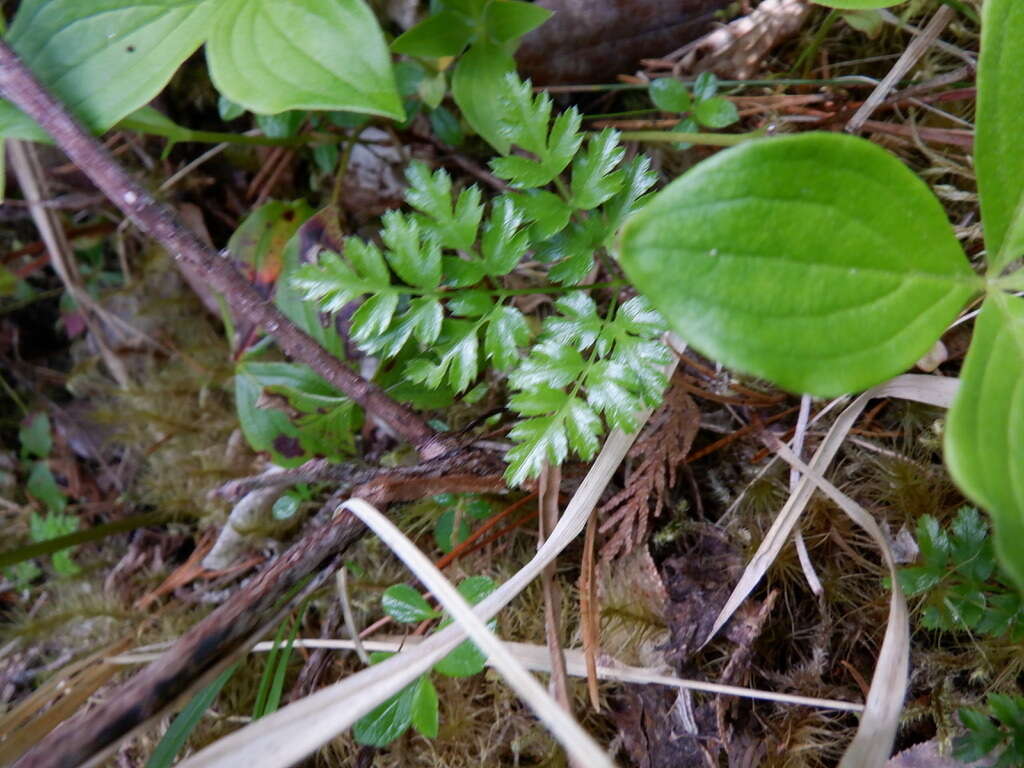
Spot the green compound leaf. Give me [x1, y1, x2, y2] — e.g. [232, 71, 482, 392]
[481, 197, 532, 275]
[206, 0, 403, 120]
[4, 0, 216, 135]
[382, 584, 441, 623]
[380, 212, 442, 289]
[975, 0, 1024, 274]
[619, 132, 980, 396]
[452, 42, 516, 153]
[945, 294, 1024, 591]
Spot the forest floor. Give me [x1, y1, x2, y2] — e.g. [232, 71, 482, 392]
[0, 1, 1007, 766]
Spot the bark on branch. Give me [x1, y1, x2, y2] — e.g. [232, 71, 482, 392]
[0, 39, 455, 460]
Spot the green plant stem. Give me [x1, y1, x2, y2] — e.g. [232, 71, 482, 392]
[117, 117, 334, 148]
[0, 370, 28, 415]
[0, 510, 167, 569]
[618, 129, 765, 146]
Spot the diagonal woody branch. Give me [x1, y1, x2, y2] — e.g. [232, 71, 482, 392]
[0, 39, 455, 460]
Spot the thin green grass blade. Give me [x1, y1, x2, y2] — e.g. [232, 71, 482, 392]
[146, 664, 238, 768]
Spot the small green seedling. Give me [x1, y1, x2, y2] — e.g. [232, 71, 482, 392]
[956, 694, 1024, 767]
[649, 73, 740, 147]
[354, 575, 497, 746]
[898, 508, 1024, 639]
[619, 0, 1024, 590]
[6, 412, 77, 586]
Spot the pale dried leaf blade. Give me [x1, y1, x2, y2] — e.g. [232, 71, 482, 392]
[769, 439, 908, 768]
[705, 374, 955, 646]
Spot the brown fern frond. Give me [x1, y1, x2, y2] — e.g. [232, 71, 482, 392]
[598, 377, 700, 560]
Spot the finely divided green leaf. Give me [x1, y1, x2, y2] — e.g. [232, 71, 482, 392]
[381, 212, 442, 289]
[975, 0, 1024, 274]
[206, 0, 403, 119]
[391, 10, 475, 57]
[619, 132, 980, 396]
[5, 0, 217, 134]
[484, 305, 529, 369]
[405, 162, 483, 251]
[481, 197, 531, 275]
[945, 294, 1024, 590]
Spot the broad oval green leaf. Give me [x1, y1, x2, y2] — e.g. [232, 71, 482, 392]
[945, 294, 1024, 590]
[391, 10, 475, 57]
[4, 0, 216, 134]
[206, 0, 403, 120]
[452, 42, 515, 154]
[618, 132, 979, 396]
[382, 584, 440, 623]
[976, 0, 1024, 274]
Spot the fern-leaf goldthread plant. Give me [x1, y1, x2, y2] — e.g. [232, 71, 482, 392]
[294, 73, 668, 485]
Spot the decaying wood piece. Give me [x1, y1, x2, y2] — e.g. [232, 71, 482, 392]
[516, 0, 732, 84]
[654, 0, 812, 80]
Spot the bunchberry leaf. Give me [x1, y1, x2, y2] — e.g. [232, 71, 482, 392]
[292, 246, 390, 313]
[490, 74, 583, 188]
[481, 197, 531, 275]
[945, 294, 1024, 591]
[650, 78, 692, 113]
[511, 189, 572, 240]
[404, 161, 483, 251]
[350, 293, 399, 344]
[509, 385, 569, 416]
[601, 154, 658, 238]
[509, 341, 586, 391]
[619, 132, 979, 396]
[380, 211, 442, 289]
[570, 129, 626, 210]
[484, 305, 529, 369]
[505, 414, 570, 486]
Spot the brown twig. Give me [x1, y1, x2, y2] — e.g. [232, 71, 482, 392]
[12, 506, 365, 768]
[0, 39, 454, 460]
